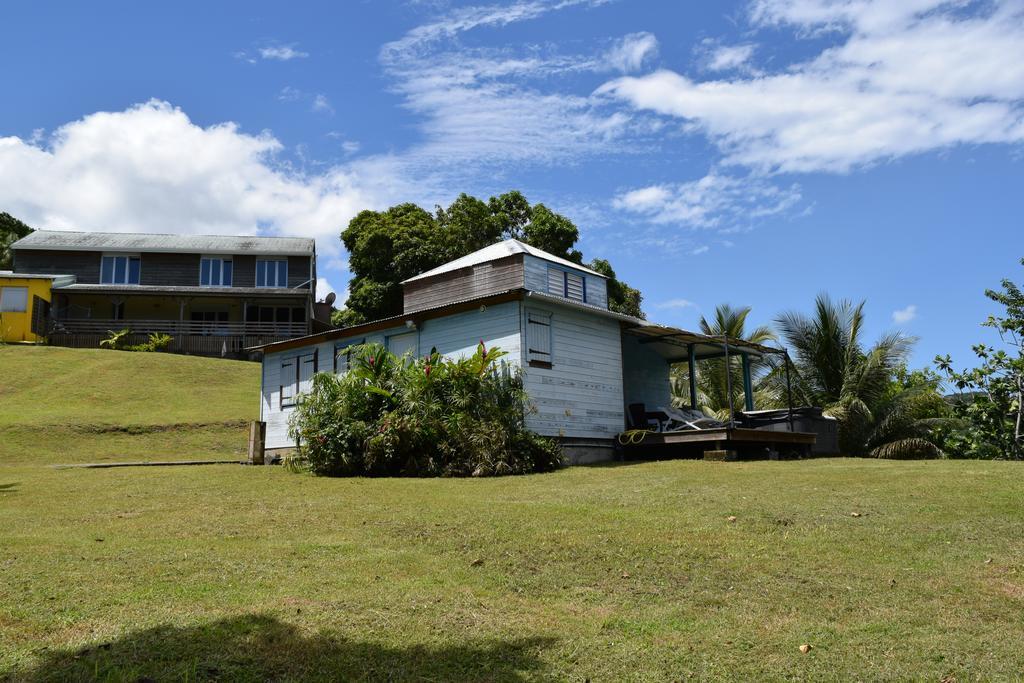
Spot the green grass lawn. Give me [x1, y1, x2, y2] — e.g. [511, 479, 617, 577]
[1, 347, 1022, 681]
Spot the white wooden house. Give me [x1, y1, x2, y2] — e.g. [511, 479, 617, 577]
[253, 239, 810, 463]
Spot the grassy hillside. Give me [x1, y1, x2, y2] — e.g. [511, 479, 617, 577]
[0, 346, 258, 465]
[1, 347, 1023, 680]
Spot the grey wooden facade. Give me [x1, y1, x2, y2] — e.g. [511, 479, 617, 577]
[10, 231, 318, 358]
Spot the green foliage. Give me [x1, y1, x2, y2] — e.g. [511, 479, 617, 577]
[99, 328, 133, 350]
[771, 294, 948, 457]
[935, 258, 1024, 460]
[288, 343, 562, 477]
[126, 332, 173, 353]
[669, 304, 777, 419]
[0, 211, 33, 270]
[338, 191, 643, 326]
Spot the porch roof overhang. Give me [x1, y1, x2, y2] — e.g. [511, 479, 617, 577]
[625, 324, 787, 363]
[52, 284, 311, 298]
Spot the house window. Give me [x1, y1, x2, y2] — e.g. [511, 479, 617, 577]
[101, 255, 141, 285]
[200, 257, 232, 287]
[0, 287, 28, 312]
[279, 349, 317, 408]
[112, 302, 125, 320]
[546, 266, 585, 303]
[386, 331, 417, 358]
[256, 259, 288, 288]
[334, 339, 364, 374]
[526, 310, 553, 368]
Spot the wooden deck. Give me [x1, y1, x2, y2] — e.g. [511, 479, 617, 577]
[619, 427, 817, 460]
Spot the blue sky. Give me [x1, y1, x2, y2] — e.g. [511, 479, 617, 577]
[2, 0, 1022, 369]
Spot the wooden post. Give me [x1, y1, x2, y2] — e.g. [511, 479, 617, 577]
[741, 353, 754, 412]
[785, 351, 795, 432]
[687, 343, 698, 410]
[723, 337, 735, 427]
[248, 421, 266, 465]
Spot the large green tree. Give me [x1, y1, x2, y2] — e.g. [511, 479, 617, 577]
[0, 212, 33, 270]
[335, 191, 643, 326]
[774, 294, 947, 457]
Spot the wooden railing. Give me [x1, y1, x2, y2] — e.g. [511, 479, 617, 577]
[50, 318, 308, 337]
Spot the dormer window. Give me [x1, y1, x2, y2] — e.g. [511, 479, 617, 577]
[200, 257, 233, 287]
[100, 254, 141, 285]
[547, 266, 586, 303]
[256, 259, 288, 288]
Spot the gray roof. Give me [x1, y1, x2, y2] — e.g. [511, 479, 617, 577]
[0, 270, 76, 286]
[11, 230, 315, 256]
[402, 239, 605, 283]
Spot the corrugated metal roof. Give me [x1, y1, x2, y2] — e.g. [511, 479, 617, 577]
[402, 239, 605, 283]
[0, 270, 76, 287]
[11, 230, 315, 255]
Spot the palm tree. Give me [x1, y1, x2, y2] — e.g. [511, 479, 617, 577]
[670, 304, 776, 420]
[773, 294, 947, 457]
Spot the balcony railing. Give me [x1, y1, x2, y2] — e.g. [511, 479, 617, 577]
[50, 318, 309, 338]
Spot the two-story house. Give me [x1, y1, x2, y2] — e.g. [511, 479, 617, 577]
[252, 239, 815, 463]
[10, 230, 321, 356]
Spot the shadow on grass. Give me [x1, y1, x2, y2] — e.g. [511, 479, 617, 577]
[15, 614, 556, 682]
[0, 482, 17, 493]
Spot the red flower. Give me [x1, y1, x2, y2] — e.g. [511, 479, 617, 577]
[425, 364, 432, 377]
[368, 356, 375, 367]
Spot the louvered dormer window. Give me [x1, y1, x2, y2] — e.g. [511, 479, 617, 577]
[547, 266, 586, 303]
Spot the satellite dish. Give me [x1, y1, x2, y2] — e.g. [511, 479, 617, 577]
[324, 292, 337, 306]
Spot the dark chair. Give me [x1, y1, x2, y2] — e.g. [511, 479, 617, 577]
[628, 403, 667, 431]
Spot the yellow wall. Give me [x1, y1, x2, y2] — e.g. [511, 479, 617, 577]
[0, 277, 55, 343]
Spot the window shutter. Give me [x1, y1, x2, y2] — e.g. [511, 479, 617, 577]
[526, 311, 552, 366]
[565, 273, 584, 302]
[280, 358, 296, 408]
[299, 352, 316, 394]
[547, 268, 564, 296]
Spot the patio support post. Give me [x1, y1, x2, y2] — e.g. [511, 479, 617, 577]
[741, 353, 754, 412]
[723, 337, 735, 427]
[785, 350, 795, 432]
[687, 343, 698, 410]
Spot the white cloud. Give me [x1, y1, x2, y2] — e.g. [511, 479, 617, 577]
[612, 172, 801, 227]
[258, 44, 309, 61]
[656, 298, 698, 310]
[690, 245, 709, 255]
[0, 101, 396, 266]
[341, 140, 361, 154]
[311, 94, 334, 115]
[599, 0, 1024, 173]
[315, 276, 339, 302]
[892, 304, 918, 324]
[702, 41, 757, 72]
[277, 86, 302, 102]
[604, 32, 659, 73]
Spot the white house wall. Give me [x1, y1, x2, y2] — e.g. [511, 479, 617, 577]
[521, 302, 625, 439]
[621, 333, 673, 417]
[260, 301, 523, 450]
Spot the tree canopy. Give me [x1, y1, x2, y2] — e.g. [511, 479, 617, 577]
[0, 212, 33, 270]
[335, 191, 642, 326]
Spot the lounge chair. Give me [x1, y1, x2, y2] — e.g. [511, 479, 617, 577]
[658, 406, 726, 431]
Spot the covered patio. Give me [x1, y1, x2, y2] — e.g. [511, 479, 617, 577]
[619, 323, 817, 460]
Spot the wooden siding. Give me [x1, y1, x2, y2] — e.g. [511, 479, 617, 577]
[621, 332, 672, 414]
[14, 249, 102, 282]
[403, 255, 523, 313]
[523, 255, 608, 309]
[261, 302, 523, 450]
[521, 302, 624, 439]
[14, 249, 313, 290]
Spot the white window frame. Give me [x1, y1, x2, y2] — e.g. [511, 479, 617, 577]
[256, 259, 288, 288]
[200, 256, 233, 287]
[0, 286, 28, 313]
[100, 253, 142, 285]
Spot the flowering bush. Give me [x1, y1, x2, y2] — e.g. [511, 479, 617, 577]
[288, 342, 562, 477]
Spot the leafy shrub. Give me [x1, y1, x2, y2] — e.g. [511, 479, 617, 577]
[288, 342, 562, 477]
[99, 328, 132, 350]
